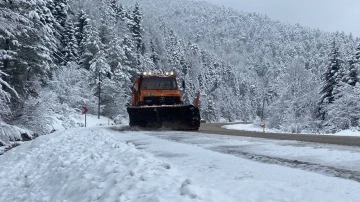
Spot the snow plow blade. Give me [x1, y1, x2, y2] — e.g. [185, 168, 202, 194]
[127, 105, 200, 130]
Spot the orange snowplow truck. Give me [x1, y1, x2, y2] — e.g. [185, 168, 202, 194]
[127, 72, 201, 130]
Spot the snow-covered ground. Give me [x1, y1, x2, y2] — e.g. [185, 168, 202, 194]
[52, 114, 116, 131]
[223, 123, 360, 136]
[0, 128, 229, 202]
[1, 124, 360, 202]
[1, 113, 116, 154]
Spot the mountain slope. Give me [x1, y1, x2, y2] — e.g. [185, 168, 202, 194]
[116, 0, 359, 131]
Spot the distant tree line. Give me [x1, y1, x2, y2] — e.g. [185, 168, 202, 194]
[1, 0, 359, 135]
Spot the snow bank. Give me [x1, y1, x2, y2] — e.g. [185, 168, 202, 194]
[1, 112, 117, 155]
[52, 114, 116, 131]
[0, 128, 217, 202]
[334, 129, 360, 136]
[0, 121, 33, 147]
[223, 123, 265, 133]
[223, 123, 360, 137]
[83, 114, 116, 127]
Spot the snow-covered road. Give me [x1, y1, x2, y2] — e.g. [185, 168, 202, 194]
[148, 130, 360, 181]
[1, 127, 360, 202]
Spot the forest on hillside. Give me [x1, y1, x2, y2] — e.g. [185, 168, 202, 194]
[1, 0, 360, 138]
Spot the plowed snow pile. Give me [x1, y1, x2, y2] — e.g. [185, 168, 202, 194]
[0, 128, 222, 202]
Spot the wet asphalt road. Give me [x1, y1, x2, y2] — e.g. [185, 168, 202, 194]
[199, 123, 360, 147]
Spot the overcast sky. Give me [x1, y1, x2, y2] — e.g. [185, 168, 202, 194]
[197, 0, 360, 37]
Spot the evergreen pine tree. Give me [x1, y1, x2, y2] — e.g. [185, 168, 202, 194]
[325, 82, 360, 130]
[1, 0, 31, 87]
[62, 19, 78, 64]
[52, 0, 68, 29]
[50, 0, 69, 56]
[32, 0, 60, 64]
[150, 40, 160, 67]
[346, 43, 360, 86]
[109, 0, 123, 23]
[106, 34, 126, 73]
[122, 36, 139, 76]
[74, 10, 90, 47]
[89, 49, 111, 118]
[0, 70, 17, 119]
[318, 40, 343, 120]
[131, 3, 144, 55]
[43, 0, 63, 65]
[75, 11, 91, 67]
[90, 50, 112, 82]
[80, 20, 99, 70]
[1, 0, 52, 99]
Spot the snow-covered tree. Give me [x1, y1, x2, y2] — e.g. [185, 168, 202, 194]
[74, 10, 90, 53]
[325, 82, 360, 130]
[121, 35, 139, 74]
[109, 0, 123, 23]
[318, 40, 344, 120]
[80, 20, 100, 70]
[0, 0, 30, 88]
[0, 0, 29, 117]
[131, 3, 144, 55]
[90, 49, 112, 83]
[50, 0, 69, 32]
[12, 89, 57, 135]
[31, 0, 62, 66]
[0, 71, 17, 119]
[268, 57, 318, 132]
[346, 43, 360, 86]
[150, 40, 160, 68]
[50, 62, 96, 109]
[62, 19, 78, 64]
[106, 35, 124, 72]
[1, 0, 53, 102]
[324, 43, 360, 130]
[202, 98, 217, 122]
[89, 49, 111, 117]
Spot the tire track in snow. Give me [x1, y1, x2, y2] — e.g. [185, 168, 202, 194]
[145, 132, 360, 183]
[211, 145, 360, 183]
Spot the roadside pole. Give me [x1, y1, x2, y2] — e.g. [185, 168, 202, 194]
[82, 106, 88, 127]
[261, 95, 265, 122]
[98, 71, 101, 119]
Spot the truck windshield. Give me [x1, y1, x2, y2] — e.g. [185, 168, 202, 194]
[141, 77, 177, 90]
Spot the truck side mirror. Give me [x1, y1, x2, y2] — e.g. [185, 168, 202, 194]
[182, 80, 185, 89]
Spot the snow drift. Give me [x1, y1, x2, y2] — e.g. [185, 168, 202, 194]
[0, 122, 34, 147]
[0, 128, 215, 202]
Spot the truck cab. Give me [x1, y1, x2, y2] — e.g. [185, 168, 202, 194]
[131, 74, 183, 106]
